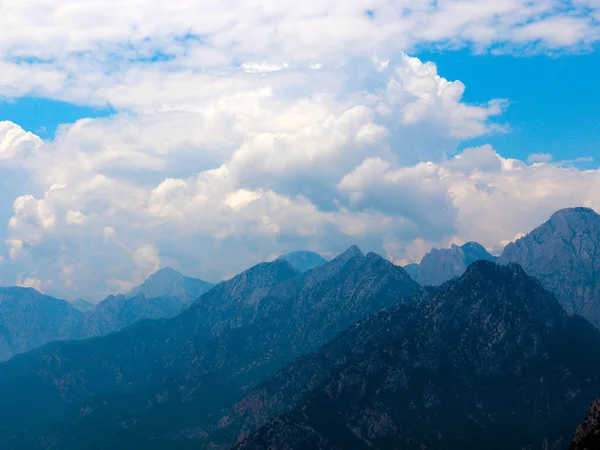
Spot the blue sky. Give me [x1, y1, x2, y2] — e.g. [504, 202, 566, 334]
[1, 0, 600, 299]
[417, 49, 600, 166]
[0, 98, 114, 140]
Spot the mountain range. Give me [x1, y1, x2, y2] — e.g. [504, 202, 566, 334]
[0, 247, 419, 448]
[404, 207, 600, 329]
[0, 267, 213, 362]
[0, 208, 598, 449]
[232, 261, 600, 450]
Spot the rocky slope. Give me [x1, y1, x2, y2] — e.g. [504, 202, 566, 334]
[277, 251, 328, 272]
[409, 241, 496, 286]
[234, 261, 600, 450]
[570, 398, 600, 450]
[499, 207, 600, 327]
[0, 247, 419, 449]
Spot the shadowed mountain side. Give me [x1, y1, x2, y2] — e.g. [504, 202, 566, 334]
[234, 261, 600, 450]
[0, 247, 419, 449]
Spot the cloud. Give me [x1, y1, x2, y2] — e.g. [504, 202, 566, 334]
[1, 2, 599, 300]
[527, 152, 553, 163]
[2, 1, 600, 109]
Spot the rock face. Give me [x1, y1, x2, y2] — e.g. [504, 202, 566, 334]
[411, 241, 497, 286]
[570, 398, 600, 450]
[234, 262, 600, 450]
[277, 251, 328, 272]
[0, 247, 419, 449]
[127, 266, 213, 304]
[498, 207, 600, 328]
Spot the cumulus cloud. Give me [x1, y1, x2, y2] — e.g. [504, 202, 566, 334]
[2, 1, 600, 108]
[1, 1, 599, 298]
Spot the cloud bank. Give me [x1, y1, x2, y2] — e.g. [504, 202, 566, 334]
[1, 0, 599, 298]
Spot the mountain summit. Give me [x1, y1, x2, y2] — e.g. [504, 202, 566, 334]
[408, 241, 497, 286]
[277, 251, 327, 272]
[128, 266, 213, 304]
[499, 207, 600, 327]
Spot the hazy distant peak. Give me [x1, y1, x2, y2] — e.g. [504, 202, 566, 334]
[414, 241, 496, 286]
[128, 266, 213, 304]
[277, 251, 327, 273]
[461, 241, 489, 252]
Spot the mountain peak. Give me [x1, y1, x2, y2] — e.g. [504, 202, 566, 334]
[334, 245, 364, 262]
[461, 241, 488, 252]
[128, 266, 213, 304]
[414, 241, 496, 286]
[277, 251, 327, 273]
[498, 207, 600, 326]
[148, 266, 183, 279]
[550, 206, 598, 220]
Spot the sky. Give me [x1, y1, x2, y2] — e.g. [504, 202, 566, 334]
[1, 0, 600, 300]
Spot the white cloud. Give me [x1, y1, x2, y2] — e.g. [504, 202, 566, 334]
[0, 2, 599, 299]
[1, 1, 600, 109]
[16, 276, 45, 292]
[527, 152, 553, 164]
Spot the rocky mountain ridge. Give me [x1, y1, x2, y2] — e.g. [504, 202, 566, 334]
[0, 246, 419, 449]
[233, 261, 600, 450]
[499, 207, 600, 328]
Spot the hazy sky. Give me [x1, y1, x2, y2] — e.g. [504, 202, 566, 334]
[1, 0, 599, 299]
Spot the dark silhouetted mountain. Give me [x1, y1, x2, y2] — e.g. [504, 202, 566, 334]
[233, 261, 600, 450]
[570, 398, 600, 450]
[128, 266, 213, 305]
[413, 241, 497, 285]
[0, 288, 86, 362]
[277, 251, 328, 272]
[498, 207, 600, 328]
[0, 246, 419, 449]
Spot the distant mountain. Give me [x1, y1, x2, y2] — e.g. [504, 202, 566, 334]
[86, 293, 189, 336]
[570, 398, 600, 450]
[128, 266, 213, 304]
[0, 288, 86, 362]
[233, 261, 600, 450]
[277, 251, 328, 272]
[0, 246, 419, 449]
[403, 262, 420, 280]
[410, 241, 496, 285]
[0, 268, 213, 362]
[71, 298, 96, 313]
[499, 207, 600, 328]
